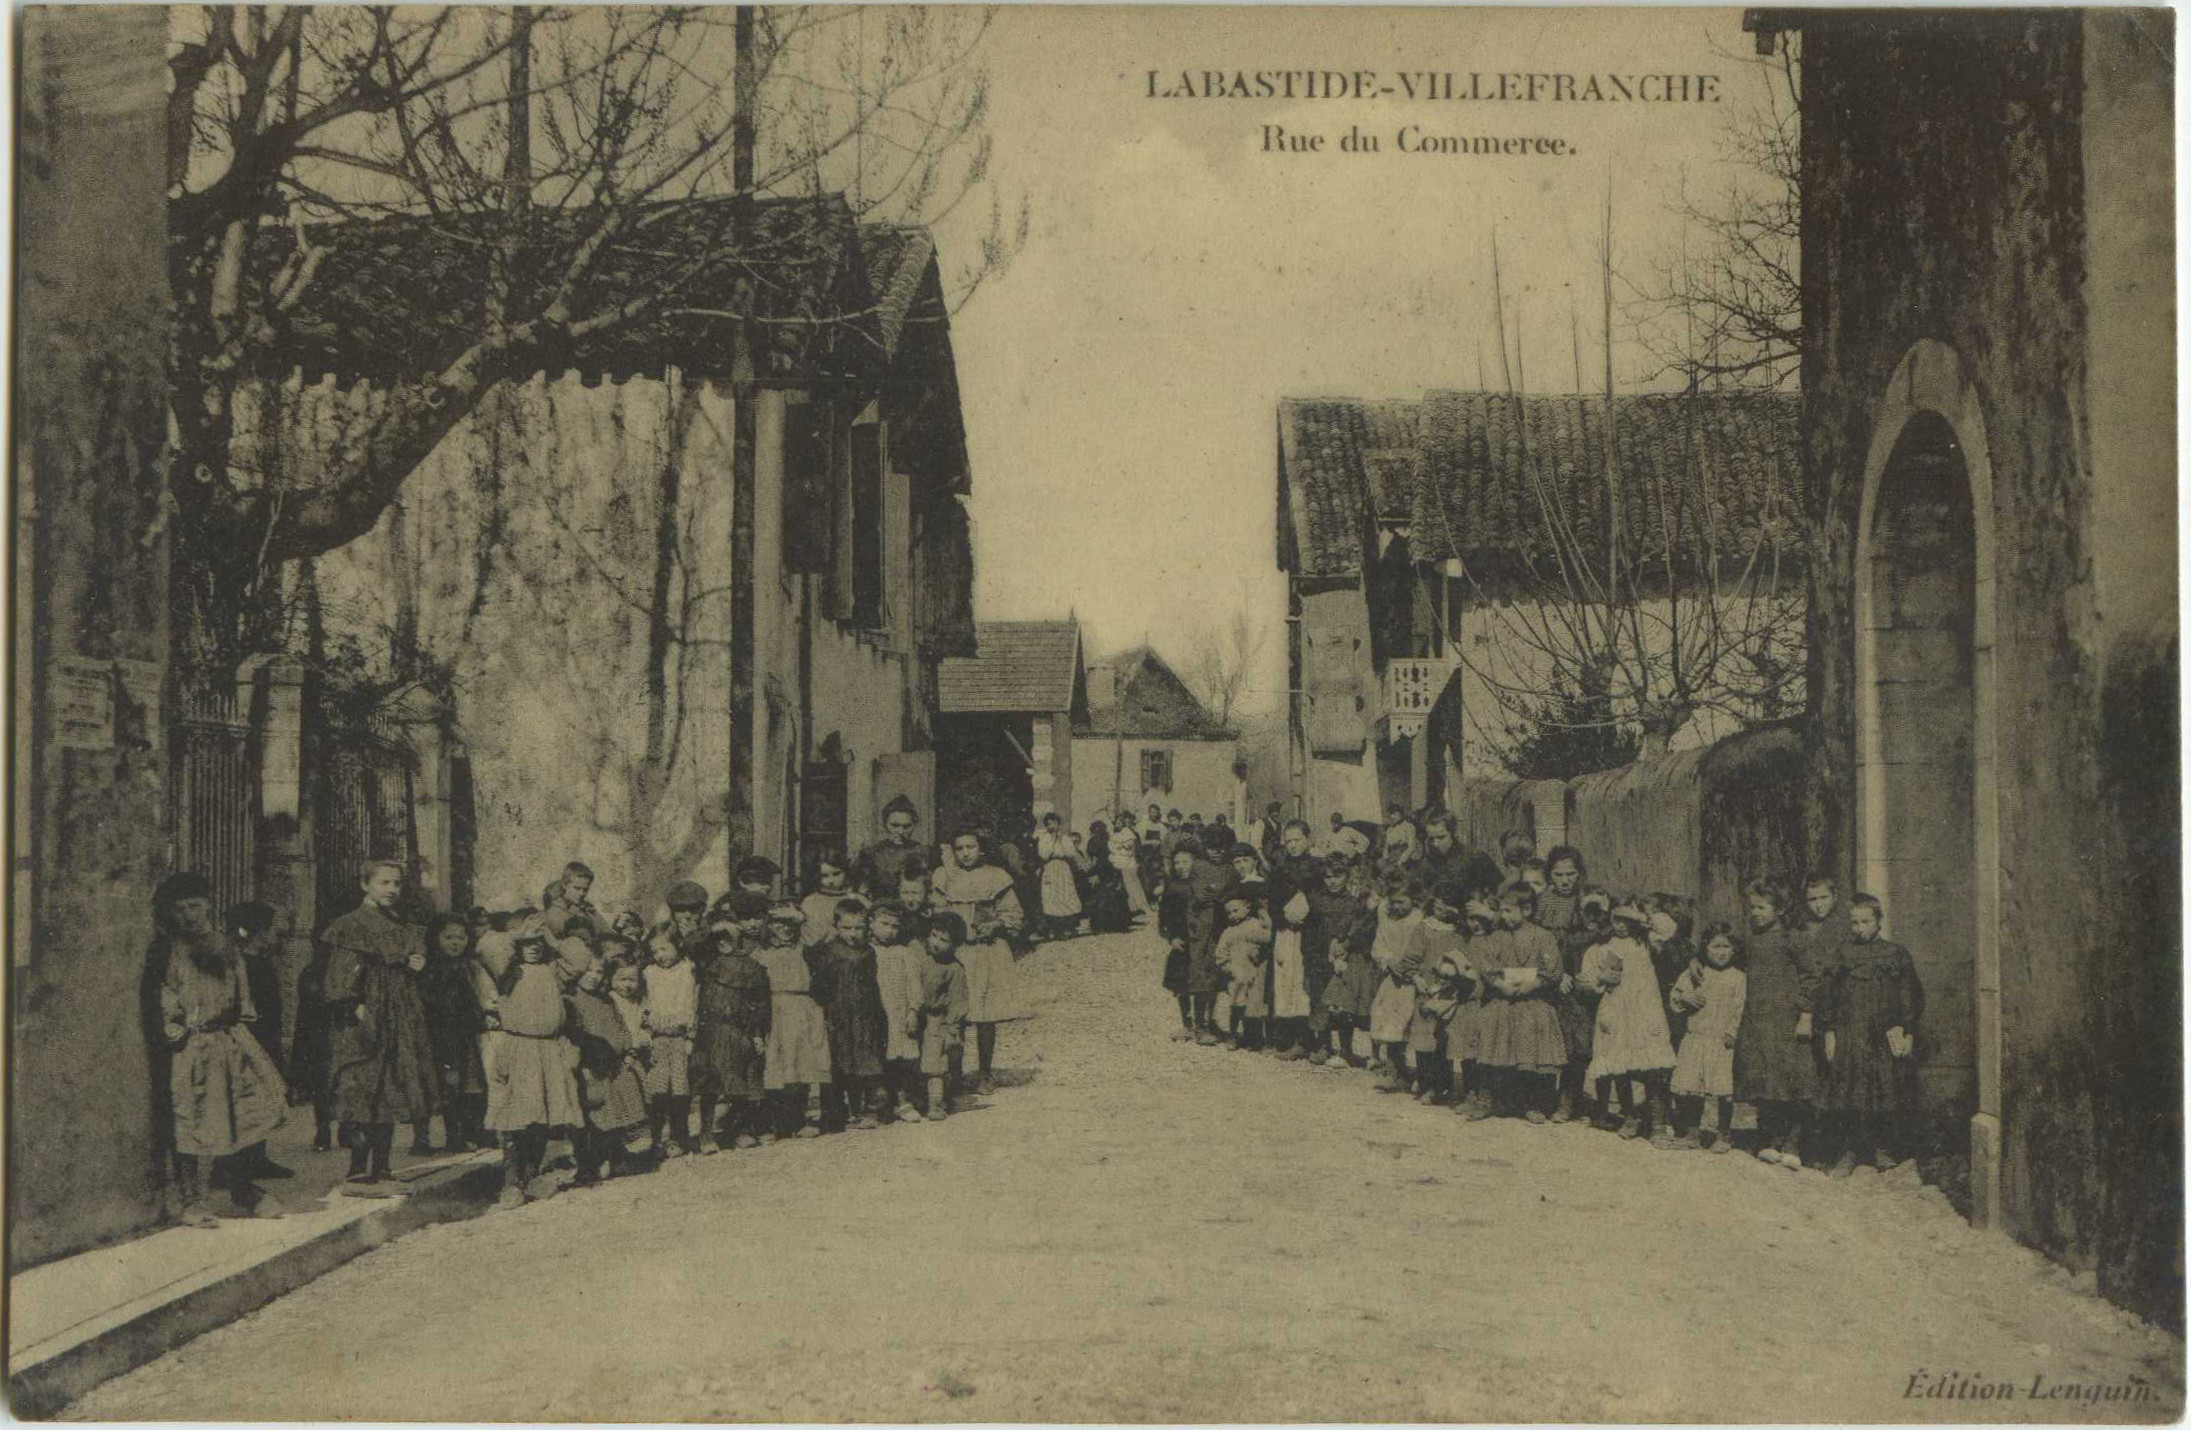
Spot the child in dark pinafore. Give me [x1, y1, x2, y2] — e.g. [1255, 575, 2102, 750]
[1733, 879, 1822, 1168]
[419, 913, 490, 1152]
[811, 897, 890, 1131]
[1310, 857, 1377, 1066]
[915, 913, 972, 1120]
[566, 948, 648, 1184]
[692, 893, 773, 1149]
[1473, 886, 1569, 1122]
[1818, 892, 1924, 1176]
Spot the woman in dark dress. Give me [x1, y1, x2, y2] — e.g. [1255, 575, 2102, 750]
[1084, 822, 1133, 934]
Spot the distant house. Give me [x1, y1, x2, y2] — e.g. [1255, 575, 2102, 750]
[1073, 647, 1241, 831]
[935, 620, 1087, 841]
[1274, 389, 1802, 829]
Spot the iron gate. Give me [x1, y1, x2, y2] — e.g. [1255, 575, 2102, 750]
[172, 677, 259, 917]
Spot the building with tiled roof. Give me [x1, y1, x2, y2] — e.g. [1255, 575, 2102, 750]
[248, 194, 979, 904]
[937, 620, 1085, 714]
[1073, 647, 1243, 831]
[934, 620, 1090, 837]
[1276, 387, 1804, 829]
[1278, 390, 1801, 587]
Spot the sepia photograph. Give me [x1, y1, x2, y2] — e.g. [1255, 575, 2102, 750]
[5, 2, 2183, 1421]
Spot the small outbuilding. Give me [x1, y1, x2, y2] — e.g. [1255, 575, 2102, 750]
[935, 620, 1086, 841]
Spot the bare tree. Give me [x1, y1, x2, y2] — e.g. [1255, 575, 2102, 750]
[166, 4, 1024, 666]
[1629, 29, 1802, 393]
[1185, 604, 1267, 730]
[1452, 218, 1806, 777]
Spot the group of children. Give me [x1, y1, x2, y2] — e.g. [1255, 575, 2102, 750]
[278, 838, 1035, 1212]
[1157, 814, 1929, 1177]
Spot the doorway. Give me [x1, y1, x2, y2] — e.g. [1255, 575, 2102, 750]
[1852, 340, 2002, 1227]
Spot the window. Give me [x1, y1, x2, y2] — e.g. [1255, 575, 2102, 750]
[782, 400, 836, 578]
[1139, 748, 1173, 795]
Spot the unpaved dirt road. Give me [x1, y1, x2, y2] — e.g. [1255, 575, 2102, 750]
[68, 931, 2182, 1422]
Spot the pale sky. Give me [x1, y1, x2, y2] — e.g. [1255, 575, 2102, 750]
[941, 6, 1778, 714]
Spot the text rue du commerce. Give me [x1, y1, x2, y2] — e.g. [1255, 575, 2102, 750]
[1261, 123, 1573, 157]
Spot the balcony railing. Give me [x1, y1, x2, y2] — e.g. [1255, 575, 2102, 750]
[1381, 657, 1455, 738]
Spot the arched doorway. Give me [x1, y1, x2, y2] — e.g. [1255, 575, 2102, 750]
[1853, 339, 2002, 1228]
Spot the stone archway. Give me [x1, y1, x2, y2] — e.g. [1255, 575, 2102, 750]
[1852, 338, 2003, 1229]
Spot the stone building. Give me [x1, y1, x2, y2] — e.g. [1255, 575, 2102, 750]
[1073, 647, 1242, 831]
[1766, 7, 2178, 1325]
[1275, 389, 1802, 828]
[934, 620, 1087, 842]
[253, 201, 978, 917]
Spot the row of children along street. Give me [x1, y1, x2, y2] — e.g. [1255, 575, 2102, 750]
[1154, 812, 1930, 1180]
[148, 825, 1046, 1223]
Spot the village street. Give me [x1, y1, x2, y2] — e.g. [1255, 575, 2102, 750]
[69, 932, 2182, 1424]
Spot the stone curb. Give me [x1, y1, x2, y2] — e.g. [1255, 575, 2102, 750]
[8, 1155, 504, 1419]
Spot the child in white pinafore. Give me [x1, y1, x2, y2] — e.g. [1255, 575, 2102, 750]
[1366, 878, 1428, 1092]
[1581, 900, 1679, 1144]
[1669, 920, 1749, 1153]
[1214, 890, 1272, 1050]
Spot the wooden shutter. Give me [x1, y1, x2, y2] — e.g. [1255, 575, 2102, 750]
[849, 424, 883, 627]
[782, 401, 835, 576]
[1302, 589, 1372, 754]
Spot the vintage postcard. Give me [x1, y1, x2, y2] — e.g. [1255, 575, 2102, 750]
[7, 2, 2182, 1422]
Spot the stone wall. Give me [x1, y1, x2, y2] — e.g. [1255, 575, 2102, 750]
[1452, 725, 1807, 934]
[286, 372, 739, 916]
[1802, 10, 2179, 1325]
[10, 7, 175, 1267]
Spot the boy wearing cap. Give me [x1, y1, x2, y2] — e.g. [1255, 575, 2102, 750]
[734, 856, 780, 901]
[655, 880, 711, 954]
